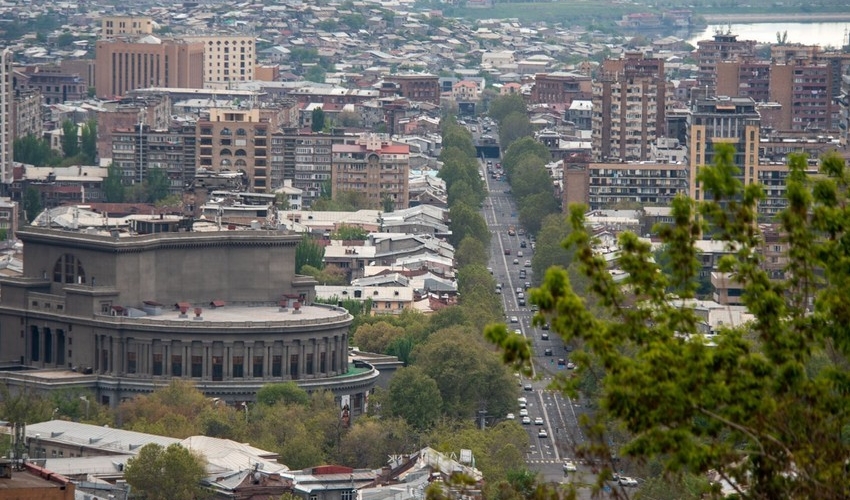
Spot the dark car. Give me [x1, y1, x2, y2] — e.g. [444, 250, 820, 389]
[541, 332, 549, 340]
[520, 240, 527, 248]
[504, 248, 511, 255]
[557, 358, 566, 366]
[544, 348, 553, 356]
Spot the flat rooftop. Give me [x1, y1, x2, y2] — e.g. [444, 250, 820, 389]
[124, 303, 350, 325]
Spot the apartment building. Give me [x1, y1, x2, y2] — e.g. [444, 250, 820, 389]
[331, 134, 410, 209]
[0, 48, 13, 185]
[687, 96, 761, 202]
[100, 16, 153, 39]
[592, 53, 670, 161]
[13, 88, 42, 140]
[111, 123, 197, 194]
[584, 161, 689, 210]
[272, 129, 351, 208]
[770, 61, 834, 131]
[197, 107, 277, 193]
[383, 74, 440, 105]
[183, 35, 256, 88]
[716, 59, 770, 103]
[94, 36, 203, 98]
[695, 33, 758, 91]
[13, 65, 87, 105]
[530, 71, 592, 106]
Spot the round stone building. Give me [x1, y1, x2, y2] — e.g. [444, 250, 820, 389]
[0, 223, 377, 416]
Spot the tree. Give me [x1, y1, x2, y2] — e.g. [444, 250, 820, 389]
[353, 321, 405, 353]
[118, 380, 208, 438]
[257, 382, 310, 407]
[386, 366, 443, 430]
[488, 94, 526, 124]
[498, 147, 850, 499]
[498, 111, 532, 151]
[295, 235, 325, 274]
[332, 224, 368, 241]
[14, 134, 59, 166]
[381, 193, 395, 213]
[60, 120, 79, 158]
[455, 235, 489, 269]
[311, 107, 326, 132]
[448, 203, 490, 248]
[517, 192, 558, 237]
[145, 167, 171, 203]
[102, 163, 125, 203]
[80, 119, 97, 164]
[23, 187, 42, 224]
[124, 443, 207, 500]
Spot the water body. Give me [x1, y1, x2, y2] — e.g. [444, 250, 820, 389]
[687, 22, 850, 48]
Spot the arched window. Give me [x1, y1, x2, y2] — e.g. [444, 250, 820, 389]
[236, 128, 246, 136]
[235, 159, 247, 168]
[221, 128, 232, 136]
[220, 148, 232, 156]
[235, 149, 247, 156]
[52, 253, 86, 284]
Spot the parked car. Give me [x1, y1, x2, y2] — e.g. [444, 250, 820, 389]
[506, 413, 515, 420]
[618, 476, 639, 487]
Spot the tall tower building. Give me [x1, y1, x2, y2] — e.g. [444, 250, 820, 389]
[183, 36, 256, 88]
[696, 33, 758, 93]
[94, 36, 204, 98]
[0, 48, 13, 185]
[687, 96, 761, 202]
[592, 52, 670, 161]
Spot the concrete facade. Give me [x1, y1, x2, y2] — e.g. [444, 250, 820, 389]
[184, 35, 256, 87]
[0, 226, 376, 410]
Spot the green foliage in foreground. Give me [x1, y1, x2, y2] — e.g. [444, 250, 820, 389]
[491, 146, 850, 499]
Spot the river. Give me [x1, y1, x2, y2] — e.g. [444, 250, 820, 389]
[687, 22, 850, 49]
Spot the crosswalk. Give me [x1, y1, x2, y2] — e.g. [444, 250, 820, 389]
[527, 459, 563, 465]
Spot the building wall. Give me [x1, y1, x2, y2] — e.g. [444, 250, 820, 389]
[384, 75, 440, 105]
[184, 35, 256, 86]
[332, 135, 409, 209]
[94, 38, 204, 98]
[13, 89, 43, 140]
[197, 108, 273, 192]
[101, 16, 153, 39]
[0, 49, 13, 184]
[586, 162, 688, 210]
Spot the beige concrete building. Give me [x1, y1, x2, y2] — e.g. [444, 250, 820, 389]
[100, 16, 154, 39]
[94, 36, 204, 99]
[331, 134, 410, 209]
[184, 35, 256, 88]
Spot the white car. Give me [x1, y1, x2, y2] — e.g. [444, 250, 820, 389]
[510, 316, 519, 323]
[519, 409, 528, 417]
[521, 416, 531, 425]
[517, 397, 527, 404]
[563, 460, 577, 472]
[537, 429, 548, 438]
[506, 413, 515, 420]
[618, 476, 638, 487]
[514, 329, 522, 335]
[534, 417, 544, 425]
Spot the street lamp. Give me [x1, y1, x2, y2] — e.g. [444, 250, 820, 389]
[52, 408, 58, 420]
[241, 402, 249, 424]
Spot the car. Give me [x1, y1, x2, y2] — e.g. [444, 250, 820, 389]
[544, 348, 553, 356]
[534, 417, 544, 425]
[504, 248, 511, 255]
[618, 476, 639, 487]
[524, 282, 531, 290]
[542, 323, 550, 330]
[519, 409, 529, 417]
[517, 292, 525, 299]
[517, 251, 523, 257]
[541, 333, 549, 340]
[563, 460, 577, 472]
[518, 401, 527, 409]
[524, 383, 533, 391]
[514, 329, 522, 335]
[510, 316, 519, 323]
[524, 260, 532, 267]
[513, 258, 520, 265]
[567, 362, 576, 370]
[531, 304, 539, 311]
[516, 287, 522, 294]
[537, 429, 548, 438]
[495, 288, 502, 294]
[518, 298, 526, 306]
[557, 358, 566, 366]
[521, 416, 531, 425]
[517, 396, 527, 404]
[506, 413, 515, 420]
[520, 240, 527, 248]
[487, 267, 493, 274]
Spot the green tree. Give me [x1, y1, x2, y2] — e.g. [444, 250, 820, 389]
[23, 187, 42, 224]
[501, 137, 550, 179]
[381, 193, 395, 213]
[305, 65, 327, 83]
[118, 380, 208, 438]
[256, 382, 310, 407]
[337, 416, 414, 468]
[331, 224, 368, 241]
[529, 214, 575, 284]
[103, 163, 125, 202]
[144, 167, 170, 203]
[14, 134, 59, 166]
[455, 235, 489, 269]
[448, 203, 490, 248]
[60, 120, 79, 158]
[498, 147, 850, 499]
[124, 443, 207, 500]
[488, 94, 526, 124]
[386, 366, 443, 430]
[295, 235, 325, 274]
[517, 192, 558, 236]
[353, 321, 405, 353]
[311, 107, 326, 132]
[498, 111, 532, 151]
[80, 118, 97, 164]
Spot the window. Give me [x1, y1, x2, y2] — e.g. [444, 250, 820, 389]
[153, 353, 163, 376]
[253, 356, 263, 377]
[306, 354, 314, 375]
[127, 351, 137, 374]
[342, 490, 353, 500]
[172, 355, 182, 376]
[272, 355, 282, 377]
[320, 352, 326, 373]
[191, 356, 203, 377]
[53, 254, 86, 284]
[232, 356, 244, 378]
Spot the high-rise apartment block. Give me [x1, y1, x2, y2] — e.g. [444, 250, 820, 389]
[696, 33, 757, 92]
[94, 37, 203, 98]
[183, 36, 256, 88]
[332, 135, 409, 209]
[111, 123, 197, 195]
[592, 53, 670, 161]
[687, 96, 760, 202]
[272, 129, 350, 208]
[0, 48, 13, 185]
